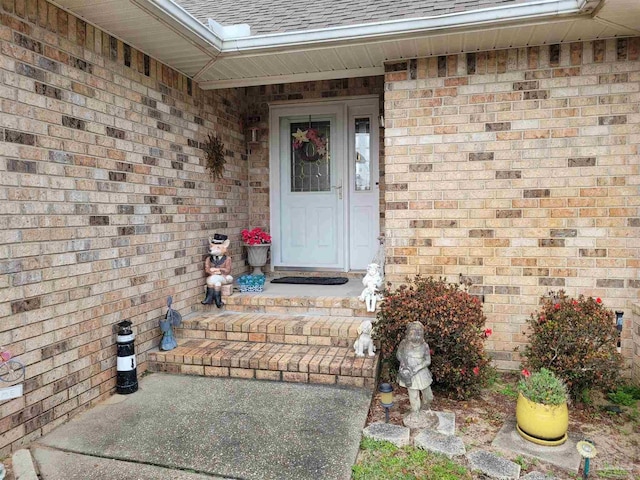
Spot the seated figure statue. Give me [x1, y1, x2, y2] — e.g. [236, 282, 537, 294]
[396, 321, 437, 428]
[359, 263, 383, 312]
[201, 234, 233, 308]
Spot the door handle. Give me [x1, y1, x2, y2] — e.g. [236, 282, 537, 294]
[331, 183, 343, 199]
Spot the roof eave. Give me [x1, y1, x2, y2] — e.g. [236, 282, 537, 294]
[133, 0, 224, 52]
[219, 0, 590, 54]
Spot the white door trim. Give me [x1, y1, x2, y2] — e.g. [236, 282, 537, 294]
[269, 97, 379, 271]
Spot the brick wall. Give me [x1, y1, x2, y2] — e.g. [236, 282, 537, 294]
[0, 0, 247, 452]
[633, 303, 640, 384]
[245, 78, 385, 232]
[383, 39, 640, 370]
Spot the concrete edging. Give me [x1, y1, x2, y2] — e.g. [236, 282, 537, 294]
[12, 449, 38, 480]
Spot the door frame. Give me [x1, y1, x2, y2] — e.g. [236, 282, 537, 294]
[269, 96, 380, 271]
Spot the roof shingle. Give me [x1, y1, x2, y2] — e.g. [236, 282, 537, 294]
[175, 0, 530, 35]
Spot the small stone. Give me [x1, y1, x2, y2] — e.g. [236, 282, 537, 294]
[467, 450, 521, 479]
[434, 411, 456, 436]
[403, 410, 438, 430]
[521, 472, 557, 480]
[362, 422, 411, 447]
[414, 429, 466, 458]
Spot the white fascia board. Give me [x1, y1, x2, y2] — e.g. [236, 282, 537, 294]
[220, 0, 588, 53]
[199, 67, 385, 90]
[135, 0, 224, 52]
[208, 19, 252, 39]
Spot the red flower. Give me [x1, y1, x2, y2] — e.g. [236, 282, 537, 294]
[484, 328, 492, 337]
[460, 368, 466, 375]
[429, 348, 434, 355]
[554, 303, 560, 310]
[596, 297, 602, 304]
[572, 300, 578, 306]
[521, 368, 531, 378]
[242, 228, 272, 245]
[473, 366, 480, 376]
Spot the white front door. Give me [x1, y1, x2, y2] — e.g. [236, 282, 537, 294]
[279, 110, 344, 267]
[270, 98, 379, 271]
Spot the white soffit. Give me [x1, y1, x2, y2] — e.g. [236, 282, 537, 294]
[198, 14, 638, 88]
[51, 0, 639, 90]
[592, 0, 640, 34]
[51, 0, 220, 77]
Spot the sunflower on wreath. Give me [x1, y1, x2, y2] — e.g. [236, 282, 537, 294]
[292, 127, 327, 162]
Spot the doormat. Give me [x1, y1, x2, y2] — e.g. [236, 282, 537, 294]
[270, 277, 349, 285]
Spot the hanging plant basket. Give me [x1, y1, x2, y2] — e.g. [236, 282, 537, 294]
[204, 133, 226, 179]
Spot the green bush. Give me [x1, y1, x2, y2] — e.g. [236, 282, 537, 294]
[518, 368, 568, 406]
[608, 384, 640, 406]
[375, 276, 491, 399]
[521, 291, 622, 401]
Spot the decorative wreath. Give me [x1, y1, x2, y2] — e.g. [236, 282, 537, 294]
[292, 128, 327, 162]
[204, 133, 226, 180]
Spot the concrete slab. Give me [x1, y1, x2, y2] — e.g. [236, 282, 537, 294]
[414, 429, 466, 458]
[35, 374, 372, 480]
[362, 422, 410, 447]
[466, 450, 521, 479]
[32, 448, 226, 480]
[492, 420, 582, 473]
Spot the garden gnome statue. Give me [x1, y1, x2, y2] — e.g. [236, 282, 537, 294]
[202, 234, 233, 308]
[397, 321, 437, 429]
[359, 263, 383, 312]
[160, 296, 181, 351]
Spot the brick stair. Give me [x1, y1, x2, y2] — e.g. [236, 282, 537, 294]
[148, 311, 379, 389]
[203, 293, 377, 318]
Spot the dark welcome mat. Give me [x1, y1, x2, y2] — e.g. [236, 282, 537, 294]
[270, 276, 349, 285]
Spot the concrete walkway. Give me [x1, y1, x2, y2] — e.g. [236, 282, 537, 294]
[33, 373, 372, 480]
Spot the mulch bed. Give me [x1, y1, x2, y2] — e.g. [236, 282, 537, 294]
[365, 372, 640, 479]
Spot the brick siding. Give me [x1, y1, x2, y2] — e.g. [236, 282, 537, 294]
[383, 39, 640, 370]
[633, 303, 640, 384]
[0, 0, 247, 452]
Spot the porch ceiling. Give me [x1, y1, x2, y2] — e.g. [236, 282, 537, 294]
[52, 0, 640, 90]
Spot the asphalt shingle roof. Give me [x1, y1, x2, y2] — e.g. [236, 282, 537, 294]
[176, 0, 530, 35]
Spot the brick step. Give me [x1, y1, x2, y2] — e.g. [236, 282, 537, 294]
[148, 339, 379, 389]
[176, 311, 367, 347]
[199, 293, 377, 318]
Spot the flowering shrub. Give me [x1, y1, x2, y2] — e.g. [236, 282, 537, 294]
[241, 228, 272, 245]
[518, 368, 568, 406]
[375, 276, 491, 399]
[521, 291, 622, 401]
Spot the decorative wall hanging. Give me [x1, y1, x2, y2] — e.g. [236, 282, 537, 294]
[292, 127, 327, 162]
[204, 133, 226, 179]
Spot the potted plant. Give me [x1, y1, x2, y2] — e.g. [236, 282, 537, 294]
[516, 368, 569, 446]
[241, 228, 271, 275]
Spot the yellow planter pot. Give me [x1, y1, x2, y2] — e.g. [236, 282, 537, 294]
[515, 392, 568, 446]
